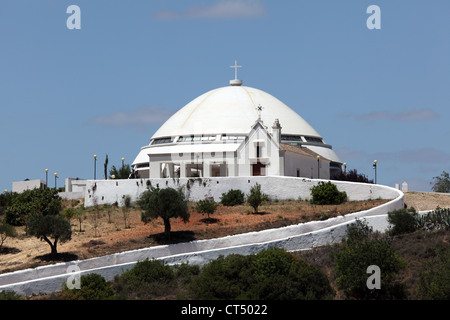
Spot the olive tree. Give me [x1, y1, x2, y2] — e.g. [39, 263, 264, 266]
[27, 214, 72, 257]
[138, 187, 189, 239]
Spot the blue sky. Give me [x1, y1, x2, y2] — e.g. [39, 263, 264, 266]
[0, 0, 449, 192]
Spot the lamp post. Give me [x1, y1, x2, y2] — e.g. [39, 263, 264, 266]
[343, 163, 347, 175]
[317, 155, 320, 179]
[196, 152, 199, 177]
[373, 160, 378, 184]
[94, 155, 97, 180]
[45, 169, 49, 189]
[121, 157, 125, 168]
[54, 172, 58, 189]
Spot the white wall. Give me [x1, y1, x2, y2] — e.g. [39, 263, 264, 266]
[12, 180, 46, 193]
[84, 176, 402, 207]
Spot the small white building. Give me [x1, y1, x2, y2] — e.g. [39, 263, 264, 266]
[12, 179, 46, 193]
[132, 64, 342, 180]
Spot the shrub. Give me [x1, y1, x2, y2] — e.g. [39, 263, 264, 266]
[345, 218, 373, 245]
[387, 208, 418, 236]
[247, 183, 268, 213]
[310, 181, 347, 205]
[190, 248, 334, 300]
[114, 258, 175, 299]
[220, 189, 245, 206]
[61, 273, 114, 300]
[190, 253, 253, 300]
[333, 238, 406, 299]
[196, 198, 218, 220]
[417, 244, 450, 299]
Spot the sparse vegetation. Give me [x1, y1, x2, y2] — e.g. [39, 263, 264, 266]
[121, 195, 132, 229]
[1, 189, 448, 300]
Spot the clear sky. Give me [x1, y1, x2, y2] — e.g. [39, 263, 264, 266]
[0, 0, 449, 192]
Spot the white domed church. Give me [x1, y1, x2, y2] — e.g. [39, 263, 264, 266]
[132, 63, 342, 180]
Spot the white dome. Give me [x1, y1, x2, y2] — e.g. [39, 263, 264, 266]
[152, 85, 321, 139]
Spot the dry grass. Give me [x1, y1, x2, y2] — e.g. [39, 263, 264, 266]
[0, 198, 386, 274]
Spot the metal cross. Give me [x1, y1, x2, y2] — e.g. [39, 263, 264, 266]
[257, 104, 263, 120]
[230, 60, 242, 80]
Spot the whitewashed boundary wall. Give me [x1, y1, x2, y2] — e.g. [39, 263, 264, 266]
[84, 176, 400, 207]
[0, 181, 404, 296]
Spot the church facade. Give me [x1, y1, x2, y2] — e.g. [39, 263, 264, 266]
[132, 66, 342, 180]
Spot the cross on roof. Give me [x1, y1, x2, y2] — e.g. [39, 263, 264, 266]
[230, 60, 242, 80]
[257, 104, 263, 120]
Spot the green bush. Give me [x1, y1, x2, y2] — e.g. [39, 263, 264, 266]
[417, 244, 450, 299]
[333, 239, 406, 299]
[247, 183, 268, 213]
[387, 208, 418, 236]
[220, 189, 245, 206]
[345, 218, 373, 245]
[310, 181, 347, 205]
[189, 248, 334, 300]
[196, 198, 218, 220]
[61, 273, 114, 300]
[114, 258, 175, 299]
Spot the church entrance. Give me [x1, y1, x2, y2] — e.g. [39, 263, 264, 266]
[252, 162, 266, 176]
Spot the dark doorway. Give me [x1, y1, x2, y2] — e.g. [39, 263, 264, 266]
[252, 162, 266, 176]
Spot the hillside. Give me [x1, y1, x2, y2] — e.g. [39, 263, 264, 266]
[0, 191, 448, 276]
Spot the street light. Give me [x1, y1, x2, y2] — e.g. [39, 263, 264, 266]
[54, 172, 58, 189]
[121, 157, 125, 168]
[343, 163, 347, 175]
[45, 169, 49, 189]
[317, 155, 320, 179]
[196, 152, 199, 177]
[94, 155, 97, 180]
[373, 160, 378, 184]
